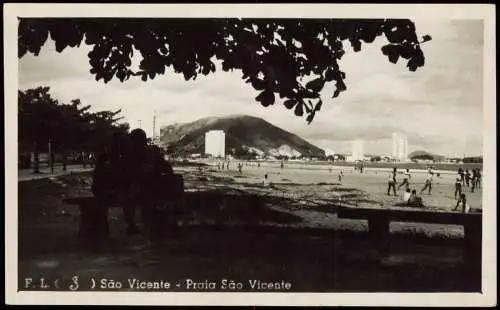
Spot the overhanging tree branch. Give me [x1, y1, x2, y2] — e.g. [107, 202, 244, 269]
[18, 18, 431, 124]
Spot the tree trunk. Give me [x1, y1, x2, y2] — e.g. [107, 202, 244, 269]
[50, 152, 54, 174]
[62, 152, 67, 172]
[33, 142, 40, 174]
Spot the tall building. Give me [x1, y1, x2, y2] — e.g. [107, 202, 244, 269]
[205, 130, 226, 158]
[392, 133, 408, 161]
[351, 139, 364, 161]
[151, 113, 161, 146]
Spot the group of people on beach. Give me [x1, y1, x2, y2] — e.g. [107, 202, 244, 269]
[215, 161, 254, 172]
[387, 167, 431, 195]
[455, 167, 482, 198]
[387, 167, 426, 208]
[386, 165, 480, 212]
[452, 168, 481, 213]
[216, 161, 230, 171]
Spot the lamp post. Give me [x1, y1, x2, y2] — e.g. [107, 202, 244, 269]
[48, 137, 54, 174]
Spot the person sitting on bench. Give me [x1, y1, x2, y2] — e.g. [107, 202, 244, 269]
[402, 187, 411, 204]
[453, 193, 471, 213]
[123, 129, 175, 237]
[407, 189, 424, 208]
[92, 133, 128, 211]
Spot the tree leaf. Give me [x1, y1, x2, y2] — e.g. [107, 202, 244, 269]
[306, 112, 315, 124]
[305, 77, 325, 93]
[381, 44, 401, 64]
[283, 99, 297, 109]
[324, 68, 335, 82]
[332, 80, 346, 98]
[422, 34, 432, 43]
[256, 90, 275, 107]
[251, 79, 266, 91]
[294, 102, 304, 116]
[314, 99, 323, 112]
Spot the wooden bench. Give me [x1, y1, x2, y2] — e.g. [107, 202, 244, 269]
[336, 206, 482, 268]
[337, 206, 482, 241]
[63, 174, 185, 241]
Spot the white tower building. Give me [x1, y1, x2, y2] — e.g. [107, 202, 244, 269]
[204, 130, 226, 158]
[392, 133, 408, 161]
[352, 139, 364, 161]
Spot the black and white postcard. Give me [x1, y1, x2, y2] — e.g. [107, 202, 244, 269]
[4, 3, 497, 307]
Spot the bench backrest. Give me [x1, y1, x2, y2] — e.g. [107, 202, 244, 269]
[337, 206, 482, 226]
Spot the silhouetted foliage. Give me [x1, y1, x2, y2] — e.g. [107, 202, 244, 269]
[18, 86, 129, 169]
[18, 18, 431, 123]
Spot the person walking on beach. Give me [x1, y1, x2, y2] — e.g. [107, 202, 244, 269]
[398, 168, 411, 190]
[454, 173, 463, 199]
[458, 167, 465, 186]
[338, 170, 344, 182]
[263, 173, 269, 187]
[471, 168, 477, 193]
[419, 168, 434, 195]
[465, 169, 471, 188]
[387, 168, 397, 196]
[475, 169, 482, 189]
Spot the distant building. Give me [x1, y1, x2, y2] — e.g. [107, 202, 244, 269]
[351, 139, 364, 161]
[334, 154, 346, 161]
[392, 133, 408, 161]
[324, 148, 336, 157]
[204, 130, 225, 158]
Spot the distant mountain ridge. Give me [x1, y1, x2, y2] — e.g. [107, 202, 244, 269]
[160, 115, 325, 157]
[408, 150, 445, 161]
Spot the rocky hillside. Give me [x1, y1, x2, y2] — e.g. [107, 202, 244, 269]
[160, 115, 325, 157]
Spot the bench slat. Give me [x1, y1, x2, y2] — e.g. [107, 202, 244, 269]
[337, 206, 482, 226]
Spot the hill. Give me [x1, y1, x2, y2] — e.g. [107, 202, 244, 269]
[408, 150, 445, 161]
[160, 115, 325, 158]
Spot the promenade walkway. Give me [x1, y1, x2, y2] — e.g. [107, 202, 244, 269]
[18, 165, 94, 182]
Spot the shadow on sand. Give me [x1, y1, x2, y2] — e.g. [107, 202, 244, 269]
[17, 172, 481, 293]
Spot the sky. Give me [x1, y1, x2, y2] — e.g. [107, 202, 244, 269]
[18, 19, 484, 157]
